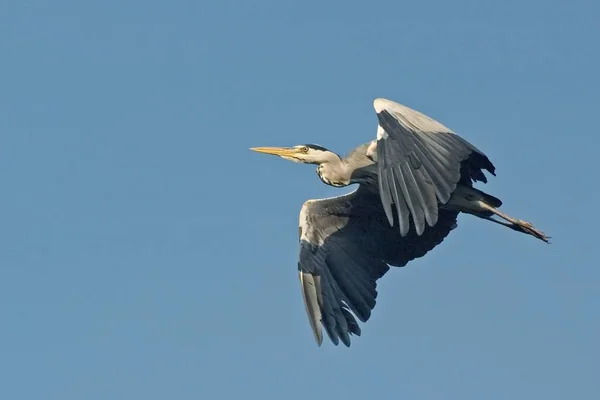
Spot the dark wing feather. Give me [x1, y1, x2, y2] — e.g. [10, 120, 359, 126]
[373, 98, 495, 236]
[298, 185, 459, 347]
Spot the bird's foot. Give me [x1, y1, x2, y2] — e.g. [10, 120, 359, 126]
[513, 220, 550, 243]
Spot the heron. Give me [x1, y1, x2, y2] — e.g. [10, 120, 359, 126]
[251, 97, 549, 347]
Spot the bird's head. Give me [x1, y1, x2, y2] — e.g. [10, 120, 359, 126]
[250, 144, 339, 165]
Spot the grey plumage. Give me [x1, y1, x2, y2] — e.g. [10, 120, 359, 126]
[298, 186, 458, 346]
[373, 98, 495, 236]
[251, 97, 549, 347]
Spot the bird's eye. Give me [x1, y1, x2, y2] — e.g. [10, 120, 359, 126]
[301, 146, 309, 153]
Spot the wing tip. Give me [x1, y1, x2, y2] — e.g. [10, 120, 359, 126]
[315, 333, 323, 346]
[299, 271, 324, 347]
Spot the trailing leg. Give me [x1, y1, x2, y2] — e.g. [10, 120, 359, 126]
[445, 185, 550, 243]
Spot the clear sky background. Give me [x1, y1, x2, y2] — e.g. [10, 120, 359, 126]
[1, 1, 599, 399]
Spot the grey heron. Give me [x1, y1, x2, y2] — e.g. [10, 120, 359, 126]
[251, 97, 549, 347]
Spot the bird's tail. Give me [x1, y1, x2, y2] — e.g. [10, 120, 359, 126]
[446, 185, 550, 243]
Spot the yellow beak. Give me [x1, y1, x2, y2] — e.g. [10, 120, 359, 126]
[249, 146, 299, 157]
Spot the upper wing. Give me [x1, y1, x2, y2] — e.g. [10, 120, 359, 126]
[373, 98, 495, 237]
[298, 185, 459, 347]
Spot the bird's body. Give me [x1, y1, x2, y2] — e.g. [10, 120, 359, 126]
[251, 98, 549, 347]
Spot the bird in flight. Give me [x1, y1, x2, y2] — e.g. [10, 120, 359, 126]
[251, 97, 549, 347]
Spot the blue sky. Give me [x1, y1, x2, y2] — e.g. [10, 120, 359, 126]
[1, 0, 599, 399]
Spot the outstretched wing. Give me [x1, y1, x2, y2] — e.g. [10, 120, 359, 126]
[373, 98, 495, 237]
[298, 185, 459, 347]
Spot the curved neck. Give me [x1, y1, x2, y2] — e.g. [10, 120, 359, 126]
[316, 159, 349, 187]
